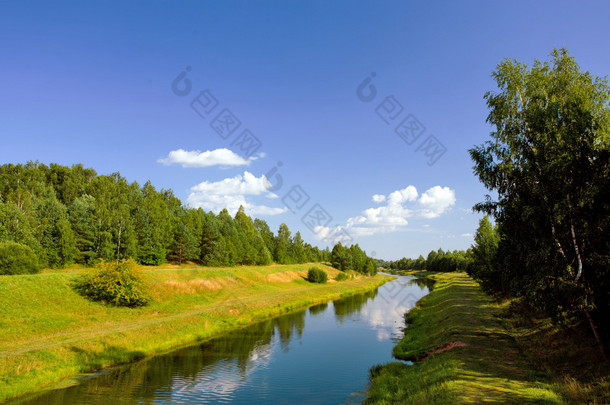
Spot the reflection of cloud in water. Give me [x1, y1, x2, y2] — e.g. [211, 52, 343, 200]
[247, 343, 273, 368]
[361, 276, 428, 342]
[376, 328, 390, 341]
[169, 341, 274, 403]
[171, 278, 426, 401]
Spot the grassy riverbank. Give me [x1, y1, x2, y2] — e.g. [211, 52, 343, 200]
[366, 272, 610, 404]
[0, 263, 391, 402]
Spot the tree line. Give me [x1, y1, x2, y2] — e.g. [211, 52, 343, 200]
[330, 242, 378, 275]
[0, 161, 341, 271]
[468, 49, 609, 357]
[380, 248, 471, 273]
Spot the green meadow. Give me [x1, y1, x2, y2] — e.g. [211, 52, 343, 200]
[0, 263, 391, 402]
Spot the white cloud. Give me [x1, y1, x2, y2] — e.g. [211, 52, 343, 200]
[372, 194, 386, 203]
[158, 148, 261, 168]
[186, 171, 287, 216]
[461, 233, 473, 237]
[416, 186, 456, 219]
[312, 225, 354, 245]
[342, 185, 456, 237]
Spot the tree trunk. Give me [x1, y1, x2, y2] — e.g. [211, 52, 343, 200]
[116, 221, 122, 264]
[567, 195, 584, 282]
[96, 218, 102, 255]
[585, 308, 607, 360]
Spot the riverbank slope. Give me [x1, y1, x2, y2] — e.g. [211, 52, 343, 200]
[0, 263, 391, 402]
[366, 271, 609, 404]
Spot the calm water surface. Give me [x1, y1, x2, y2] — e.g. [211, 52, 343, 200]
[15, 275, 433, 405]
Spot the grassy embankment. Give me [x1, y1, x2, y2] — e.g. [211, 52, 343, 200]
[366, 272, 609, 404]
[0, 263, 391, 402]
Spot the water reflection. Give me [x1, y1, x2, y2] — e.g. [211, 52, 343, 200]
[13, 275, 432, 405]
[308, 302, 328, 316]
[333, 289, 378, 324]
[407, 277, 435, 291]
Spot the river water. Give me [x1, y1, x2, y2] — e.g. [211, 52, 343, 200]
[15, 275, 432, 405]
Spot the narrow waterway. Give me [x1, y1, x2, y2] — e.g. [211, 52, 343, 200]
[15, 275, 433, 405]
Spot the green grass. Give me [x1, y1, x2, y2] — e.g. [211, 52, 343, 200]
[366, 271, 609, 404]
[0, 263, 392, 402]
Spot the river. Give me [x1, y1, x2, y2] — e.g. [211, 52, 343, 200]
[14, 275, 433, 405]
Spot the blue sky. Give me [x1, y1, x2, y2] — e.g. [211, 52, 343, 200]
[2, 1, 610, 260]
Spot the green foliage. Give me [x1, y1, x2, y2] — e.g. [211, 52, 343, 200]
[364, 257, 378, 276]
[0, 241, 40, 275]
[466, 216, 500, 292]
[386, 249, 472, 272]
[330, 242, 378, 275]
[72, 258, 150, 307]
[349, 244, 366, 272]
[68, 195, 97, 264]
[169, 221, 199, 264]
[34, 191, 76, 268]
[274, 223, 291, 264]
[331, 242, 352, 271]
[289, 231, 306, 264]
[138, 246, 166, 266]
[307, 266, 327, 283]
[469, 48, 610, 339]
[254, 218, 275, 256]
[335, 271, 349, 281]
[0, 162, 329, 270]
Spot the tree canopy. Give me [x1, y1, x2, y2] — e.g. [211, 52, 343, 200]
[469, 48, 609, 357]
[0, 162, 332, 270]
[383, 248, 471, 273]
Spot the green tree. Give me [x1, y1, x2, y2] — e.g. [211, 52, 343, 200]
[254, 218, 275, 254]
[199, 211, 225, 266]
[331, 242, 352, 271]
[55, 218, 76, 266]
[0, 201, 42, 258]
[289, 231, 306, 263]
[349, 244, 366, 273]
[133, 181, 171, 265]
[470, 48, 610, 357]
[68, 194, 97, 264]
[218, 209, 242, 266]
[364, 257, 378, 276]
[33, 191, 73, 268]
[274, 223, 291, 264]
[0, 241, 40, 275]
[467, 216, 500, 291]
[169, 222, 199, 264]
[234, 206, 261, 265]
[0, 161, 336, 273]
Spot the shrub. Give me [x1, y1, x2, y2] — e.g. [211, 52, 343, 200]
[73, 258, 150, 307]
[0, 241, 41, 275]
[335, 271, 349, 281]
[307, 267, 327, 284]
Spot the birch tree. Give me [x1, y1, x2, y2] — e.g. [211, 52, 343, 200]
[470, 48, 609, 358]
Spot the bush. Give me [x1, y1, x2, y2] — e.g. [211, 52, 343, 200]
[0, 241, 41, 275]
[73, 258, 150, 307]
[335, 271, 349, 281]
[307, 267, 327, 284]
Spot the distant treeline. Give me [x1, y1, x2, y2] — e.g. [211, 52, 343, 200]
[0, 162, 373, 272]
[380, 248, 472, 273]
